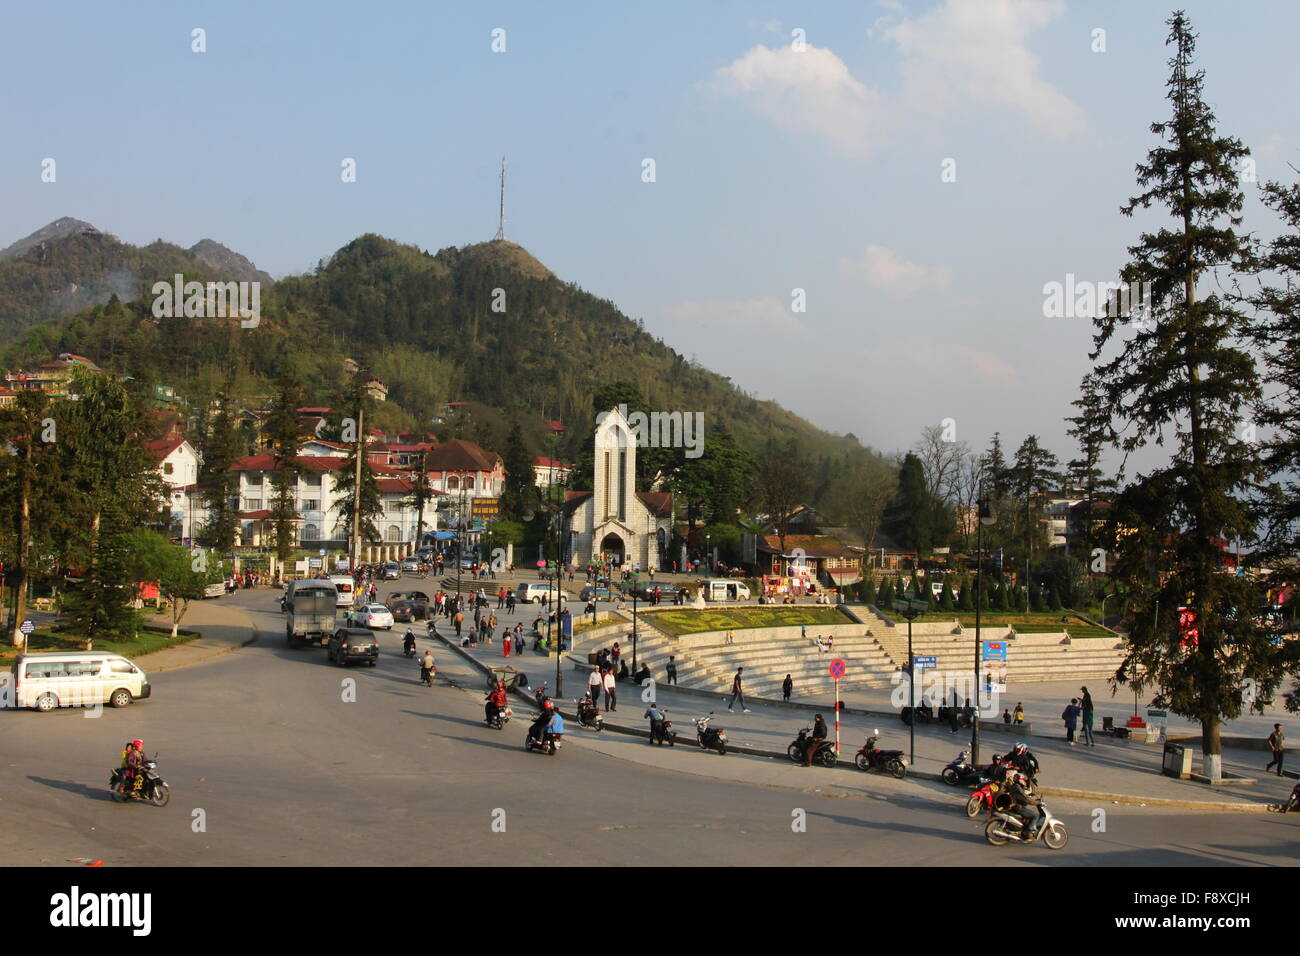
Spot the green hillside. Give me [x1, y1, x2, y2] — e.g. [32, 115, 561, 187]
[0, 231, 889, 517]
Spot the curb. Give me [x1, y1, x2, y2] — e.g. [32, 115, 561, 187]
[432, 638, 1281, 812]
[146, 613, 262, 673]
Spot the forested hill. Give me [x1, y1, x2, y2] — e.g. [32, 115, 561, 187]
[0, 224, 273, 340]
[0, 232, 886, 501]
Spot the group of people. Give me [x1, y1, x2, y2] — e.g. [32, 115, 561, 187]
[1060, 687, 1096, 746]
[584, 641, 654, 712]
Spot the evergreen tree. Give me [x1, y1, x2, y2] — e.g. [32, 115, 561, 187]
[938, 581, 955, 612]
[883, 454, 934, 554]
[983, 432, 1008, 499]
[1065, 375, 1118, 563]
[1048, 583, 1063, 612]
[877, 576, 894, 606]
[1030, 585, 1045, 612]
[1091, 13, 1274, 775]
[199, 390, 242, 553]
[499, 422, 536, 521]
[860, 576, 877, 605]
[957, 577, 974, 612]
[265, 373, 304, 571]
[332, 374, 383, 548]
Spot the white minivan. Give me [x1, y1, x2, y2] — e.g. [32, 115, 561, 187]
[703, 579, 751, 602]
[329, 575, 357, 608]
[8, 652, 152, 712]
[516, 582, 568, 604]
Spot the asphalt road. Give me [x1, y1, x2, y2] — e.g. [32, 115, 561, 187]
[1, 586, 1295, 867]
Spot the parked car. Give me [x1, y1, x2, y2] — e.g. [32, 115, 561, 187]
[381, 562, 401, 580]
[202, 582, 226, 599]
[328, 628, 380, 666]
[400, 556, 421, 573]
[458, 556, 475, 571]
[628, 582, 681, 601]
[387, 590, 431, 605]
[580, 585, 623, 602]
[10, 652, 152, 711]
[389, 600, 432, 623]
[353, 604, 395, 629]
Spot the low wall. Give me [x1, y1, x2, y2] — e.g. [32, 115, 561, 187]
[670, 622, 873, 651]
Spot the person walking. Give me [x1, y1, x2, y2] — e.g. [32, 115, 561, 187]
[503, 632, 512, 657]
[602, 666, 617, 712]
[666, 655, 678, 685]
[453, 609, 464, 640]
[725, 630, 734, 646]
[949, 690, 960, 735]
[726, 667, 750, 713]
[1080, 686, 1096, 747]
[1062, 698, 1081, 745]
[782, 674, 793, 702]
[1266, 723, 1286, 776]
[1013, 702, 1024, 724]
[588, 666, 603, 706]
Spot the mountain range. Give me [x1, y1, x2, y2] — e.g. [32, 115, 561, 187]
[0, 219, 888, 517]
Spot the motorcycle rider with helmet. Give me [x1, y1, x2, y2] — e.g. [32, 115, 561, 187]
[1005, 742, 1040, 781]
[529, 698, 555, 745]
[420, 648, 436, 684]
[403, 627, 417, 655]
[485, 680, 508, 725]
[1003, 770, 1044, 834]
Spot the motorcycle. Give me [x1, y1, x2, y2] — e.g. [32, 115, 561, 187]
[649, 714, 676, 747]
[984, 803, 1069, 850]
[109, 755, 170, 807]
[419, 661, 437, 686]
[788, 728, 837, 768]
[524, 728, 563, 755]
[899, 704, 935, 726]
[942, 749, 986, 787]
[575, 695, 604, 732]
[855, 732, 907, 779]
[965, 762, 1016, 817]
[403, 634, 417, 658]
[486, 704, 512, 730]
[693, 713, 727, 754]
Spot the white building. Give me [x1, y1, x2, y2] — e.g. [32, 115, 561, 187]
[533, 456, 572, 488]
[562, 407, 673, 570]
[146, 439, 201, 541]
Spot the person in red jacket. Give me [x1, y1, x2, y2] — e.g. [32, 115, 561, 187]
[485, 681, 508, 725]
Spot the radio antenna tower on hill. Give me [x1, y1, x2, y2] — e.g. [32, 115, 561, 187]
[494, 156, 506, 241]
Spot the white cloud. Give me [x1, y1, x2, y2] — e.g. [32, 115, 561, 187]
[886, 0, 1084, 139]
[663, 296, 805, 333]
[841, 244, 953, 296]
[713, 0, 1082, 155]
[866, 341, 1018, 386]
[712, 44, 888, 157]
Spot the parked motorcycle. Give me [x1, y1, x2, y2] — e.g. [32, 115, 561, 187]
[1272, 781, 1300, 814]
[942, 749, 986, 787]
[693, 713, 727, 754]
[788, 728, 837, 767]
[984, 803, 1069, 850]
[854, 731, 907, 778]
[109, 755, 170, 807]
[575, 695, 604, 731]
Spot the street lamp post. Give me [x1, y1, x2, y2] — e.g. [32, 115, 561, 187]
[973, 492, 996, 766]
[628, 572, 640, 672]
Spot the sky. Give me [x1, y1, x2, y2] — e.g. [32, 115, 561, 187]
[2, 0, 1297, 471]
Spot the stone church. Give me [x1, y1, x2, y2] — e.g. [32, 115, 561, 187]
[563, 407, 673, 570]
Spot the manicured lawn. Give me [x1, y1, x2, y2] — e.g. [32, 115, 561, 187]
[0, 625, 199, 667]
[889, 610, 1116, 638]
[640, 606, 855, 636]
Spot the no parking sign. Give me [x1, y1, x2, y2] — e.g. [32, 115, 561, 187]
[829, 659, 846, 753]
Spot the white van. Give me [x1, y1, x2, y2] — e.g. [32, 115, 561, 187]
[329, 575, 357, 608]
[8, 652, 152, 712]
[516, 582, 568, 604]
[703, 579, 751, 602]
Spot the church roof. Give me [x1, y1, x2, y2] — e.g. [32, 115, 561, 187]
[562, 491, 593, 514]
[636, 492, 673, 517]
[425, 438, 500, 472]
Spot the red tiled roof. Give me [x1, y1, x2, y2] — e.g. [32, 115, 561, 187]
[757, 534, 854, 558]
[144, 438, 185, 460]
[296, 407, 332, 414]
[424, 438, 501, 472]
[535, 457, 571, 468]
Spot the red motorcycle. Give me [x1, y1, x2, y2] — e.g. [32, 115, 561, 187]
[965, 759, 1016, 818]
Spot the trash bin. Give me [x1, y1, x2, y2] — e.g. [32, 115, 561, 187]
[1162, 742, 1192, 779]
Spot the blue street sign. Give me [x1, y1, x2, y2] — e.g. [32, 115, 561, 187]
[19, 619, 34, 635]
[914, 656, 937, 670]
